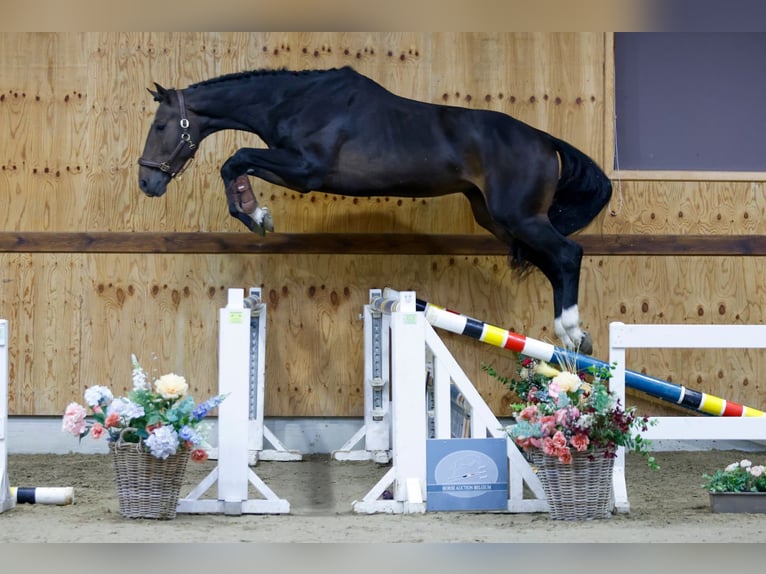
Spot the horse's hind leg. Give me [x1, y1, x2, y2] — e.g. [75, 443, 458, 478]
[513, 238, 592, 355]
[464, 185, 591, 353]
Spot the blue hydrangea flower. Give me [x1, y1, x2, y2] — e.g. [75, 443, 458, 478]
[145, 425, 179, 459]
[178, 424, 203, 446]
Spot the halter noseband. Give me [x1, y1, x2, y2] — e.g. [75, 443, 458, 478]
[138, 89, 197, 178]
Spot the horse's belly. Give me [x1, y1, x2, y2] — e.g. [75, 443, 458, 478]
[327, 156, 467, 197]
[322, 171, 467, 198]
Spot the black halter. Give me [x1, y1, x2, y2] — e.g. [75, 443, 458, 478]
[138, 89, 197, 177]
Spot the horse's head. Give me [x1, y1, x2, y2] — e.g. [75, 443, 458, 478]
[138, 83, 199, 197]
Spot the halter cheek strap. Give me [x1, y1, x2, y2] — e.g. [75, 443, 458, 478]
[138, 89, 197, 177]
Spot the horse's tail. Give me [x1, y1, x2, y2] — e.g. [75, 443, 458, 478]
[546, 135, 612, 237]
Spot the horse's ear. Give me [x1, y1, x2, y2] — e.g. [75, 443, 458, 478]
[147, 82, 169, 103]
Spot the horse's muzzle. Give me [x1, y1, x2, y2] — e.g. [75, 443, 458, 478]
[138, 170, 170, 197]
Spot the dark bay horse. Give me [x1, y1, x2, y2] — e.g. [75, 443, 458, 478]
[138, 66, 612, 353]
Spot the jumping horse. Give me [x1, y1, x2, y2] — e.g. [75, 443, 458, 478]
[138, 66, 612, 353]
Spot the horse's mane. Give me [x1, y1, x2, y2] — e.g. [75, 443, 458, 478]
[188, 67, 347, 89]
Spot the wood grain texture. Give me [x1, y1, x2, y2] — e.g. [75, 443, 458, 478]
[3, 232, 766, 256]
[3, 33, 766, 420]
[4, 252, 766, 417]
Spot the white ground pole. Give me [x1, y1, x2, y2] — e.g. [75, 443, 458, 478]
[0, 319, 14, 513]
[176, 288, 290, 515]
[609, 322, 766, 513]
[332, 289, 392, 463]
[351, 291, 548, 514]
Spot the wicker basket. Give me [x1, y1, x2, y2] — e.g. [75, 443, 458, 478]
[109, 429, 190, 520]
[530, 448, 615, 521]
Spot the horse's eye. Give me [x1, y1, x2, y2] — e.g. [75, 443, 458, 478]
[155, 123, 166, 132]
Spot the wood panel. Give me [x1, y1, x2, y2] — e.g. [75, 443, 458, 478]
[1, 32, 606, 236]
[3, 251, 766, 418]
[3, 33, 766, 422]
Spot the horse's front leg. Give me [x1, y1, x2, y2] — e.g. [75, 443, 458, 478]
[221, 147, 327, 235]
[224, 173, 274, 236]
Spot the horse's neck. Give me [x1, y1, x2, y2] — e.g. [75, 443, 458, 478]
[188, 78, 283, 141]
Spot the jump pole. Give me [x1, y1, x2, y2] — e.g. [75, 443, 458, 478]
[397, 288, 766, 514]
[10, 486, 74, 505]
[397, 289, 766, 418]
[0, 319, 13, 513]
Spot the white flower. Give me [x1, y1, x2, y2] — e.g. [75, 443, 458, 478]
[131, 354, 150, 391]
[154, 373, 188, 399]
[83, 385, 113, 407]
[740, 459, 752, 469]
[725, 462, 740, 472]
[576, 413, 594, 429]
[107, 397, 145, 421]
[552, 371, 582, 393]
[749, 465, 764, 478]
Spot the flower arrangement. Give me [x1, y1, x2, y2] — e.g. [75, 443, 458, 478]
[484, 356, 658, 468]
[62, 354, 226, 461]
[703, 459, 766, 493]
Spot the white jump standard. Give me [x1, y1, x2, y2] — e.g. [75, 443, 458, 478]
[176, 288, 290, 515]
[332, 288, 392, 463]
[351, 290, 548, 514]
[0, 320, 13, 513]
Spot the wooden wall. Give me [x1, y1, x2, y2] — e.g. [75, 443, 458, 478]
[1, 32, 765, 420]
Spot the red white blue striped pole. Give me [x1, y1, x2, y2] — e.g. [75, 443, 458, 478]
[410, 294, 765, 418]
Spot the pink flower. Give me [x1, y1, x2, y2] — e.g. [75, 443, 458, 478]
[62, 402, 87, 436]
[571, 433, 590, 452]
[540, 415, 557, 435]
[551, 430, 567, 450]
[191, 448, 208, 463]
[542, 437, 558, 456]
[90, 422, 106, 440]
[555, 408, 571, 425]
[104, 412, 121, 428]
[516, 437, 534, 450]
[558, 449, 573, 464]
[518, 405, 538, 421]
[547, 381, 560, 399]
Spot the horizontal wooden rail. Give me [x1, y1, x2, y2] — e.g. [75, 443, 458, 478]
[0, 232, 766, 255]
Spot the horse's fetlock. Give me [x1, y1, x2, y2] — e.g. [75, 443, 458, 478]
[560, 305, 581, 331]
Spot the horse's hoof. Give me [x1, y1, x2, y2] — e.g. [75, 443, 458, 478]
[578, 332, 593, 356]
[250, 223, 266, 236]
[261, 207, 274, 232]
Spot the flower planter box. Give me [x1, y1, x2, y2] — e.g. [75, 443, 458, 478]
[709, 492, 766, 514]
